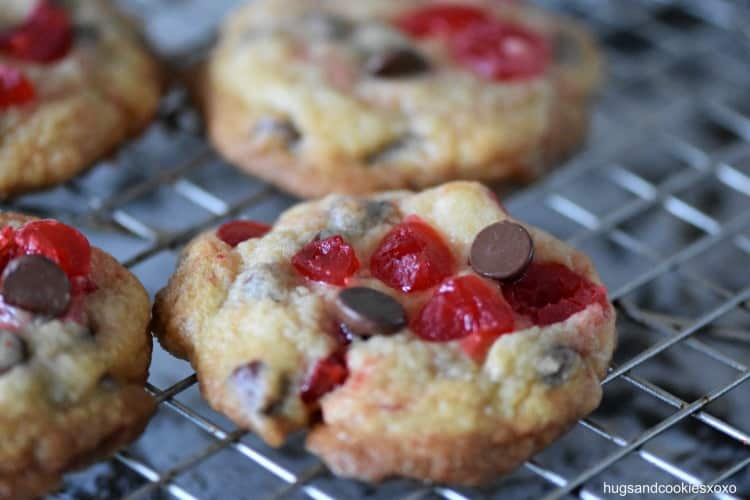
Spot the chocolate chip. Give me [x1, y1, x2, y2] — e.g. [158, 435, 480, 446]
[365, 135, 418, 165]
[230, 360, 288, 416]
[324, 198, 399, 239]
[301, 12, 353, 40]
[470, 221, 534, 281]
[252, 117, 301, 149]
[74, 24, 100, 44]
[1, 256, 71, 317]
[537, 346, 578, 385]
[99, 374, 117, 390]
[365, 48, 430, 78]
[335, 287, 406, 336]
[0, 330, 26, 375]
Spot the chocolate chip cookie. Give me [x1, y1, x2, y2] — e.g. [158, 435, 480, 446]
[0, 213, 154, 499]
[152, 181, 616, 485]
[0, 0, 161, 198]
[201, 0, 602, 197]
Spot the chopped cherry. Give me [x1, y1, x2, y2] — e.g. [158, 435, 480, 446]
[217, 220, 271, 247]
[14, 220, 91, 279]
[394, 4, 549, 81]
[502, 262, 608, 327]
[449, 20, 551, 81]
[0, 227, 16, 272]
[412, 275, 514, 360]
[300, 349, 349, 404]
[292, 235, 359, 286]
[396, 5, 489, 38]
[0, 0, 73, 63]
[370, 216, 455, 293]
[0, 65, 35, 109]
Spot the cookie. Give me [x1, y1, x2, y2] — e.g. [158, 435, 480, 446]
[0, 0, 161, 198]
[201, 0, 602, 198]
[0, 214, 154, 499]
[152, 181, 616, 485]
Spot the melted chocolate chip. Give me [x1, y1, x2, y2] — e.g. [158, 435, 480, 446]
[537, 345, 578, 385]
[365, 48, 430, 78]
[74, 24, 100, 44]
[1, 255, 71, 317]
[324, 198, 399, 238]
[230, 360, 288, 415]
[252, 117, 301, 149]
[470, 221, 534, 281]
[335, 287, 406, 336]
[365, 135, 418, 165]
[301, 12, 353, 40]
[99, 374, 117, 390]
[0, 330, 26, 375]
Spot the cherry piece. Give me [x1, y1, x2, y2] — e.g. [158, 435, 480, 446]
[14, 220, 91, 279]
[412, 275, 514, 360]
[0, 0, 73, 63]
[370, 216, 455, 293]
[217, 220, 271, 247]
[0, 227, 17, 272]
[396, 4, 489, 38]
[449, 20, 551, 81]
[300, 349, 349, 404]
[502, 262, 608, 327]
[292, 235, 360, 286]
[0, 65, 35, 109]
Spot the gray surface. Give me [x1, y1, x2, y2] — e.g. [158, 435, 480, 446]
[19, 0, 750, 499]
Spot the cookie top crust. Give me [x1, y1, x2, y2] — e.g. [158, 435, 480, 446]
[153, 181, 616, 478]
[205, 0, 602, 196]
[0, 213, 154, 499]
[0, 0, 161, 198]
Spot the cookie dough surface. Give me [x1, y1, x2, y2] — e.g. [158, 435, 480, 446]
[153, 181, 616, 485]
[204, 0, 602, 197]
[0, 0, 161, 198]
[0, 213, 154, 500]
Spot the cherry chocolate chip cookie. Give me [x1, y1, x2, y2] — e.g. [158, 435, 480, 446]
[0, 214, 154, 500]
[201, 0, 602, 197]
[0, 0, 161, 198]
[152, 181, 616, 485]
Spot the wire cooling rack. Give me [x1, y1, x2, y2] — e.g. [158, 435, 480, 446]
[14, 0, 746, 498]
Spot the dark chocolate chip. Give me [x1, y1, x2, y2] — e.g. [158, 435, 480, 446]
[470, 221, 534, 281]
[364, 200, 398, 226]
[301, 12, 353, 40]
[99, 374, 117, 390]
[1, 255, 71, 317]
[365, 135, 417, 165]
[324, 198, 399, 238]
[0, 330, 26, 375]
[365, 48, 430, 78]
[537, 345, 578, 385]
[335, 287, 406, 336]
[230, 360, 288, 415]
[252, 117, 301, 149]
[74, 24, 100, 43]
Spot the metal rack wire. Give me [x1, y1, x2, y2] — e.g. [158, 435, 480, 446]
[27, 0, 750, 498]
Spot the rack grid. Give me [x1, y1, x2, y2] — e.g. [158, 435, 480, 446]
[22, 0, 750, 498]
